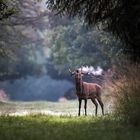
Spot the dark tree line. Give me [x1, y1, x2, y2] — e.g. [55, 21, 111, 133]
[47, 0, 140, 62]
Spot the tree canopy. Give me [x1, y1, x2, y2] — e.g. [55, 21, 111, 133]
[0, 0, 133, 82]
[0, 0, 123, 81]
[45, 17, 122, 79]
[47, 0, 140, 62]
[0, 0, 16, 20]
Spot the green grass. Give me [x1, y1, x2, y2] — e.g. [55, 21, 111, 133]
[0, 100, 139, 140]
[0, 115, 140, 140]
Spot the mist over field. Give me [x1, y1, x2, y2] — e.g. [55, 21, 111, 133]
[0, 76, 73, 101]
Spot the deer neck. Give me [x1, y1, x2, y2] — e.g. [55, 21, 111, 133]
[75, 78, 83, 94]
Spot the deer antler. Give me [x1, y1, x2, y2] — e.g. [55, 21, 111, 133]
[69, 68, 75, 75]
[69, 69, 72, 73]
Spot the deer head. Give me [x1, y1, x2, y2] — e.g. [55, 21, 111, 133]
[69, 68, 85, 79]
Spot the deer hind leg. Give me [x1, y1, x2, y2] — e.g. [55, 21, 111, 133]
[97, 97, 104, 115]
[84, 99, 87, 116]
[91, 98, 98, 116]
[78, 98, 82, 116]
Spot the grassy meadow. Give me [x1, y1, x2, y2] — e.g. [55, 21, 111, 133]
[0, 115, 140, 140]
[0, 97, 113, 116]
[0, 100, 140, 140]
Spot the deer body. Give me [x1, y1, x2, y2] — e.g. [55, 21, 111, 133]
[76, 82, 101, 99]
[71, 69, 104, 116]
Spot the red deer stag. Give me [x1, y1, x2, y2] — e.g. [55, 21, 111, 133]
[69, 69, 104, 116]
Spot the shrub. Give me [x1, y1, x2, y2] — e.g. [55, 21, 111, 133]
[105, 62, 140, 126]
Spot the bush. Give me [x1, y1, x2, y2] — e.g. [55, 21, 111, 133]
[105, 62, 140, 126]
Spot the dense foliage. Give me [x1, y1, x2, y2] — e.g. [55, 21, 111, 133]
[47, 0, 140, 62]
[0, 0, 123, 81]
[0, 0, 16, 20]
[0, 0, 48, 81]
[46, 17, 122, 78]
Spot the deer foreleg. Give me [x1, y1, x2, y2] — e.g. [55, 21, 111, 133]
[78, 99, 82, 116]
[84, 99, 87, 116]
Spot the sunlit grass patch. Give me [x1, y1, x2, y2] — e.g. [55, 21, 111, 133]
[0, 115, 140, 140]
[0, 100, 112, 116]
[0, 100, 78, 116]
